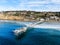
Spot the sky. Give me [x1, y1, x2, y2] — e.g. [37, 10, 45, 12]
[0, 0, 60, 11]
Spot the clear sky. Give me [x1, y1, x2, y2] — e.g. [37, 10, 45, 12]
[0, 0, 60, 11]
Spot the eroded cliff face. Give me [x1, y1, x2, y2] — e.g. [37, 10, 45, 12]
[0, 11, 60, 21]
[0, 14, 24, 21]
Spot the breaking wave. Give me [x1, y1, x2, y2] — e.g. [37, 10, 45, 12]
[24, 22, 60, 30]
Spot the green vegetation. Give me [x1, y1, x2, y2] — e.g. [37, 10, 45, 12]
[0, 11, 60, 21]
[13, 12, 19, 16]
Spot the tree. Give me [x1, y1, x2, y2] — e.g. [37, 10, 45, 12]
[13, 12, 19, 16]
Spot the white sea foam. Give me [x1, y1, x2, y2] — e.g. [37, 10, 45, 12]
[0, 20, 60, 30]
[24, 22, 60, 30]
[19, 22, 60, 28]
[34, 25, 60, 29]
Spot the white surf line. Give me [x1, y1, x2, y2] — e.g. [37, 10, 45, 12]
[0, 20, 34, 26]
[24, 21, 60, 31]
[0, 20, 60, 30]
[34, 25, 60, 29]
[13, 20, 45, 36]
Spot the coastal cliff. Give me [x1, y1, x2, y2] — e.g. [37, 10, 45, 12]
[0, 11, 60, 21]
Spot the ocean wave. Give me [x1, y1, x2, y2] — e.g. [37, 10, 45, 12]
[0, 20, 60, 30]
[24, 22, 60, 30]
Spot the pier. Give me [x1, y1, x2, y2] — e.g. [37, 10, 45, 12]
[13, 19, 45, 36]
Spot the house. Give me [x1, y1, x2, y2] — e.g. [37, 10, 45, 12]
[20, 11, 27, 15]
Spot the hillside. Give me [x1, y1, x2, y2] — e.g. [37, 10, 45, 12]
[0, 11, 60, 21]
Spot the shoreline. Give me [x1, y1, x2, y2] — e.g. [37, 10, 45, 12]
[0, 20, 60, 30]
[0, 19, 60, 22]
[0, 19, 60, 25]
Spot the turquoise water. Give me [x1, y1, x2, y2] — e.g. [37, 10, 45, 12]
[0, 22, 60, 45]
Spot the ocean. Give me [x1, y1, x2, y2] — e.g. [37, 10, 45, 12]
[0, 21, 60, 45]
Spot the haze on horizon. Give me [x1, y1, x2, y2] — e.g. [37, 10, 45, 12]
[0, 0, 60, 12]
